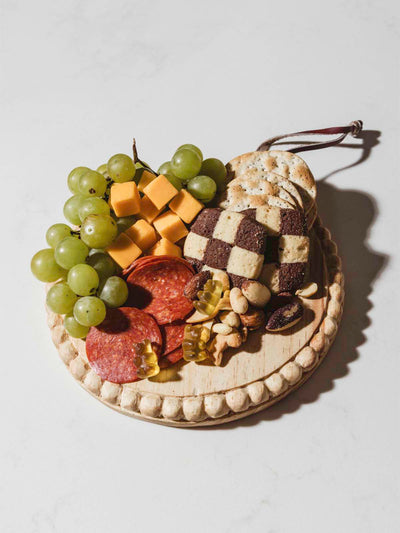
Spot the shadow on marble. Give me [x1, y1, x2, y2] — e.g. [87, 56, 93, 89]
[198, 130, 388, 430]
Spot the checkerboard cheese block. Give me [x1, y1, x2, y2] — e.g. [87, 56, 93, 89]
[183, 208, 266, 287]
[242, 206, 310, 293]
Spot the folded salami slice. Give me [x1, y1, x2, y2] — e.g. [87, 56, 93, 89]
[160, 321, 185, 356]
[159, 347, 183, 369]
[123, 255, 195, 278]
[86, 307, 162, 384]
[126, 258, 194, 324]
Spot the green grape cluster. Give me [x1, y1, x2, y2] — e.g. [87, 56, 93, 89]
[157, 144, 226, 204]
[31, 142, 227, 337]
[31, 152, 141, 336]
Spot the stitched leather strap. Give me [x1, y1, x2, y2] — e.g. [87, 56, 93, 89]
[257, 120, 363, 153]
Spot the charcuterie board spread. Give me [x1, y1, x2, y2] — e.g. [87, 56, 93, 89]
[32, 141, 344, 426]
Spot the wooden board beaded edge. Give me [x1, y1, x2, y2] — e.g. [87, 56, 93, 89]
[46, 216, 344, 427]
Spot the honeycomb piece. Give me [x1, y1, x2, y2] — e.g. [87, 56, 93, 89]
[182, 324, 211, 362]
[133, 339, 160, 379]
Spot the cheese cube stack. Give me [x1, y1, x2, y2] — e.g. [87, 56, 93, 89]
[149, 238, 182, 258]
[106, 233, 142, 269]
[107, 173, 205, 268]
[110, 182, 141, 217]
[153, 211, 188, 243]
[125, 220, 157, 251]
[137, 170, 157, 193]
[169, 189, 203, 224]
[143, 174, 178, 210]
[139, 195, 162, 224]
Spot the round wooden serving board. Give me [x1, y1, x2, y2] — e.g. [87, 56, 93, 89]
[47, 217, 344, 427]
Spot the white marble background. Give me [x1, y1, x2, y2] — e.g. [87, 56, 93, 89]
[1, 1, 399, 532]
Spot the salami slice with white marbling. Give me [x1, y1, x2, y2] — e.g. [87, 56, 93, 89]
[86, 307, 162, 384]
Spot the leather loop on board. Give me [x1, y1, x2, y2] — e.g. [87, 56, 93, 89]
[257, 120, 363, 154]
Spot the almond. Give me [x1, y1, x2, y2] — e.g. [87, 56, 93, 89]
[183, 271, 212, 300]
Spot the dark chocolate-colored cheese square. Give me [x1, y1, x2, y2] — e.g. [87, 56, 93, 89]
[203, 239, 232, 269]
[279, 262, 306, 292]
[186, 258, 204, 272]
[280, 209, 306, 236]
[229, 273, 247, 288]
[235, 217, 266, 254]
[264, 236, 279, 263]
[191, 208, 221, 238]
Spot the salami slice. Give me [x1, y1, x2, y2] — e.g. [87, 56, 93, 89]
[123, 255, 195, 278]
[160, 321, 185, 356]
[159, 347, 183, 369]
[86, 307, 162, 384]
[126, 259, 194, 324]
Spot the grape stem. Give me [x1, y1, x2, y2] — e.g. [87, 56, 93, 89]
[132, 138, 157, 175]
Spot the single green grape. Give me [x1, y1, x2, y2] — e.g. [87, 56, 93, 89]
[187, 175, 217, 203]
[63, 195, 86, 225]
[80, 214, 118, 248]
[67, 264, 99, 296]
[176, 144, 203, 160]
[86, 252, 116, 279]
[46, 223, 72, 248]
[31, 249, 66, 282]
[114, 214, 136, 234]
[88, 248, 104, 256]
[68, 167, 89, 193]
[107, 154, 136, 183]
[96, 163, 108, 175]
[64, 313, 90, 338]
[74, 296, 106, 327]
[78, 170, 107, 197]
[132, 166, 144, 185]
[97, 164, 113, 187]
[46, 282, 78, 314]
[79, 197, 110, 222]
[164, 173, 182, 191]
[55, 236, 89, 270]
[200, 158, 227, 191]
[157, 161, 172, 175]
[99, 276, 129, 308]
[171, 149, 202, 180]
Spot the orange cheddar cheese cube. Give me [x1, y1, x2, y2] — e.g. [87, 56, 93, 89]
[125, 219, 157, 251]
[168, 189, 204, 224]
[110, 181, 140, 217]
[143, 174, 178, 210]
[138, 195, 162, 224]
[148, 238, 182, 258]
[153, 211, 188, 243]
[106, 233, 141, 269]
[137, 170, 157, 193]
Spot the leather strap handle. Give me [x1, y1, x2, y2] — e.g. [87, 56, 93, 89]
[257, 120, 363, 153]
